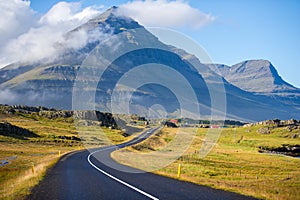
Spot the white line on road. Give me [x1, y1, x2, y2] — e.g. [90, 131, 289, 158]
[87, 129, 159, 200]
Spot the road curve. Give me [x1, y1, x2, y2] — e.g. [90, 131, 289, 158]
[28, 128, 256, 200]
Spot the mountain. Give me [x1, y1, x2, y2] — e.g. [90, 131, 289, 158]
[171, 48, 300, 120]
[207, 60, 300, 108]
[208, 60, 299, 96]
[0, 7, 299, 121]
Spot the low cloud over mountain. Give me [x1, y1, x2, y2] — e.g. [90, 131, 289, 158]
[0, 0, 214, 68]
[117, 0, 215, 29]
[0, 1, 102, 67]
[0, 6, 299, 121]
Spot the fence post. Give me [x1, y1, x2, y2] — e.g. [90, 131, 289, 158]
[177, 164, 181, 178]
[31, 163, 35, 175]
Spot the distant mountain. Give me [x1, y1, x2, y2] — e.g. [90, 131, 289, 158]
[0, 7, 299, 121]
[208, 60, 299, 96]
[207, 60, 300, 109]
[171, 48, 300, 120]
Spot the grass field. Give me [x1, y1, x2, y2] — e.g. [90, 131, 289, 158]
[0, 143, 71, 199]
[0, 110, 140, 199]
[1, 107, 299, 200]
[112, 126, 300, 200]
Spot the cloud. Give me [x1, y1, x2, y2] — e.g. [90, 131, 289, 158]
[0, 0, 214, 68]
[39, 2, 101, 26]
[118, 0, 215, 29]
[0, 89, 18, 103]
[0, 1, 103, 67]
[0, 0, 36, 46]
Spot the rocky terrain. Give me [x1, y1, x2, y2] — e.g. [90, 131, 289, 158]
[0, 104, 118, 129]
[242, 119, 300, 156]
[207, 60, 300, 108]
[208, 60, 299, 95]
[0, 121, 38, 139]
[244, 119, 300, 128]
[258, 144, 300, 157]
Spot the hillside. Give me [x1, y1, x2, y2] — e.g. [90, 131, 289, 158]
[207, 60, 300, 97]
[0, 7, 299, 121]
[0, 103, 145, 199]
[112, 124, 300, 200]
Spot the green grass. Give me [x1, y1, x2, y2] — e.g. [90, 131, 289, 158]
[2, 107, 299, 200]
[0, 143, 72, 199]
[0, 112, 80, 199]
[76, 124, 143, 148]
[112, 126, 300, 200]
[0, 110, 142, 199]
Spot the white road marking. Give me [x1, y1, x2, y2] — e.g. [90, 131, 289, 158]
[87, 129, 159, 200]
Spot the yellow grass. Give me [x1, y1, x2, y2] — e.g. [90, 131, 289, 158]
[112, 127, 300, 200]
[0, 111, 143, 199]
[0, 143, 78, 199]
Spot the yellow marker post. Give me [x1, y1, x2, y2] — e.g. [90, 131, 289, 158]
[31, 163, 35, 175]
[58, 150, 61, 157]
[177, 164, 181, 178]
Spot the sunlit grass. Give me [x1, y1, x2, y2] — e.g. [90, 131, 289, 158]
[0, 143, 73, 199]
[113, 126, 300, 200]
[77, 125, 143, 148]
[0, 111, 142, 199]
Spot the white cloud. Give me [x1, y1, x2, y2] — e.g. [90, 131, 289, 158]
[39, 2, 101, 26]
[0, 89, 17, 103]
[0, 0, 36, 46]
[0, 0, 215, 68]
[118, 0, 215, 29]
[0, 1, 103, 67]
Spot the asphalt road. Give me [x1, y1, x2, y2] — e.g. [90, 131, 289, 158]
[28, 127, 256, 200]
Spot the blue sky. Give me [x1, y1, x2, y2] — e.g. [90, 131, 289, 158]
[22, 0, 300, 87]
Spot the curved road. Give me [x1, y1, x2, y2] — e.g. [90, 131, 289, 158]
[28, 128, 256, 200]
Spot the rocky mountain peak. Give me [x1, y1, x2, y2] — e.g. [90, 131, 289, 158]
[90, 6, 118, 22]
[78, 6, 142, 34]
[231, 59, 275, 77]
[208, 59, 298, 95]
[0, 7, 299, 121]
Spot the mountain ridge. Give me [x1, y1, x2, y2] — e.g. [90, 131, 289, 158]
[0, 7, 299, 121]
[207, 59, 299, 95]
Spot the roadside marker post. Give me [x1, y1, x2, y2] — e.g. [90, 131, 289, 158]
[31, 163, 35, 175]
[58, 150, 61, 157]
[177, 164, 181, 178]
